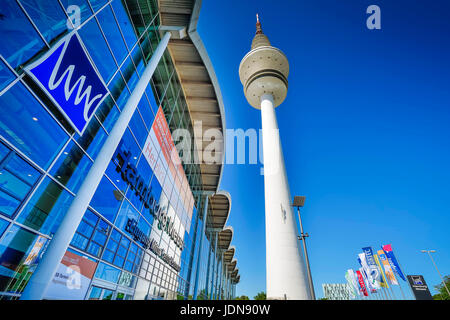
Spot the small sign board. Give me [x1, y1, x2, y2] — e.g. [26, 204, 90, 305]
[407, 275, 433, 300]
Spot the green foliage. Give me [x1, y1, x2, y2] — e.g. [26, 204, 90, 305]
[433, 275, 450, 300]
[319, 298, 329, 300]
[197, 289, 207, 300]
[254, 291, 266, 300]
[235, 295, 250, 300]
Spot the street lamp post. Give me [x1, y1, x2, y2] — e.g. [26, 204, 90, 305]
[292, 196, 316, 300]
[421, 250, 450, 297]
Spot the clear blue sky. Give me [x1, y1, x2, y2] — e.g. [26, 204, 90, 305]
[197, 0, 450, 299]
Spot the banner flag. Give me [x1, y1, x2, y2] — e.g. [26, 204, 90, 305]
[356, 269, 369, 296]
[351, 269, 362, 296]
[345, 269, 358, 298]
[362, 247, 382, 289]
[358, 253, 376, 292]
[382, 244, 406, 281]
[378, 249, 398, 285]
[374, 253, 389, 288]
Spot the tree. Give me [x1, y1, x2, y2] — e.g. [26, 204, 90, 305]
[433, 275, 450, 300]
[254, 292, 266, 300]
[235, 295, 250, 300]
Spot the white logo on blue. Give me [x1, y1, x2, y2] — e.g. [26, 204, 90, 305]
[26, 32, 108, 135]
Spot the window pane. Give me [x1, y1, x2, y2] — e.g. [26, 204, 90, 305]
[20, 0, 68, 44]
[60, 0, 92, 25]
[78, 17, 116, 82]
[102, 288, 113, 300]
[121, 57, 139, 93]
[76, 220, 94, 239]
[0, 225, 48, 294]
[96, 5, 128, 65]
[92, 230, 107, 246]
[111, 0, 137, 50]
[94, 261, 120, 283]
[0, 191, 20, 218]
[0, 171, 30, 200]
[70, 232, 89, 250]
[0, 59, 15, 92]
[88, 0, 108, 13]
[95, 95, 119, 133]
[17, 177, 73, 235]
[0, 82, 68, 169]
[114, 200, 139, 234]
[4, 151, 40, 185]
[113, 255, 124, 268]
[74, 117, 108, 161]
[0, 217, 9, 237]
[131, 44, 145, 77]
[108, 70, 129, 110]
[138, 95, 155, 129]
[102, 249, 114, 263]
[88, 286, 102, 300]
[0, 1, 46, 70]
[129, 109, 147, 149]
[90, 175, 123, 223]
[87, 241, 101, 256]
[49, 140, 93, 194]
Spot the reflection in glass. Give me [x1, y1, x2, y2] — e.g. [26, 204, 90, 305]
[110, 0, 138, 50]
[0, 225, 48, 294]
[20, 0, 68, 44]
[96, 5, 128, 65]
[0, 82, 68, 169]
[88, 285, 102, 300]
[0, 145, 41, 218]
[49, 140, 93, 194]
[17, 177, 73, 235]
[78, 17, 116, 82]
[0, 59, 15, 93]
[90, 175, 123, 223]
[0, 1, 46, 70]
[94, 261, 120, 283]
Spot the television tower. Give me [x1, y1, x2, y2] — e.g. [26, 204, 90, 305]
[239, 15, 311, 300]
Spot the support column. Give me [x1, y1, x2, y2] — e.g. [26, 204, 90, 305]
[184, 194, 202, 299]
[20, 32, 172, 300]
[213, 253, 219, 299]
[193, 193, 209, 300]
[218, 252, 224, 299]
[260, 93, 310, 300]
[209, 231, 218, 300]
[204, 237, 212, 298]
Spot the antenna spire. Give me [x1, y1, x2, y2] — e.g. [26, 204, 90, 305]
[256, 13, 263, 34]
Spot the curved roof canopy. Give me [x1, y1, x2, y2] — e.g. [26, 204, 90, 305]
[216, 226, 233, 251]
[158, 0, 226, 193]
[223, 246, 235, 264]
[208, 191, 231, 230]
[227, 259, 237, 273]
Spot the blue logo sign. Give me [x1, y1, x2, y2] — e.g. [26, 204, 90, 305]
[25, 32, 108, 135]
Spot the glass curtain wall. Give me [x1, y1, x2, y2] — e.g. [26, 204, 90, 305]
[0, 0, 208, 300]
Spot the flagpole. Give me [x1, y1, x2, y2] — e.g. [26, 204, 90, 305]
[398, 281, 407, 300]
[384, 287, 391, 300]
[391, 246, 414, 300]
[389, 286, 397, 300]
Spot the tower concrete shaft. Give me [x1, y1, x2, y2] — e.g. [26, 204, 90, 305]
[239, 16, 311, 300]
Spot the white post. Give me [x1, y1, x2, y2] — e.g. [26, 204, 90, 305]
[260, 93, 311, 300]
[193, 194, 209, 299]
[20, 32, 172, 300]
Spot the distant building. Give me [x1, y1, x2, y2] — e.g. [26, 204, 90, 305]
[322, 283, 352, 300]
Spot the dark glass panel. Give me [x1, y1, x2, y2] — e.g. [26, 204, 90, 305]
[0, 82, 68, 169]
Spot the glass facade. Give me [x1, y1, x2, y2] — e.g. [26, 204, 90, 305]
[0, 0, 235, 300]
